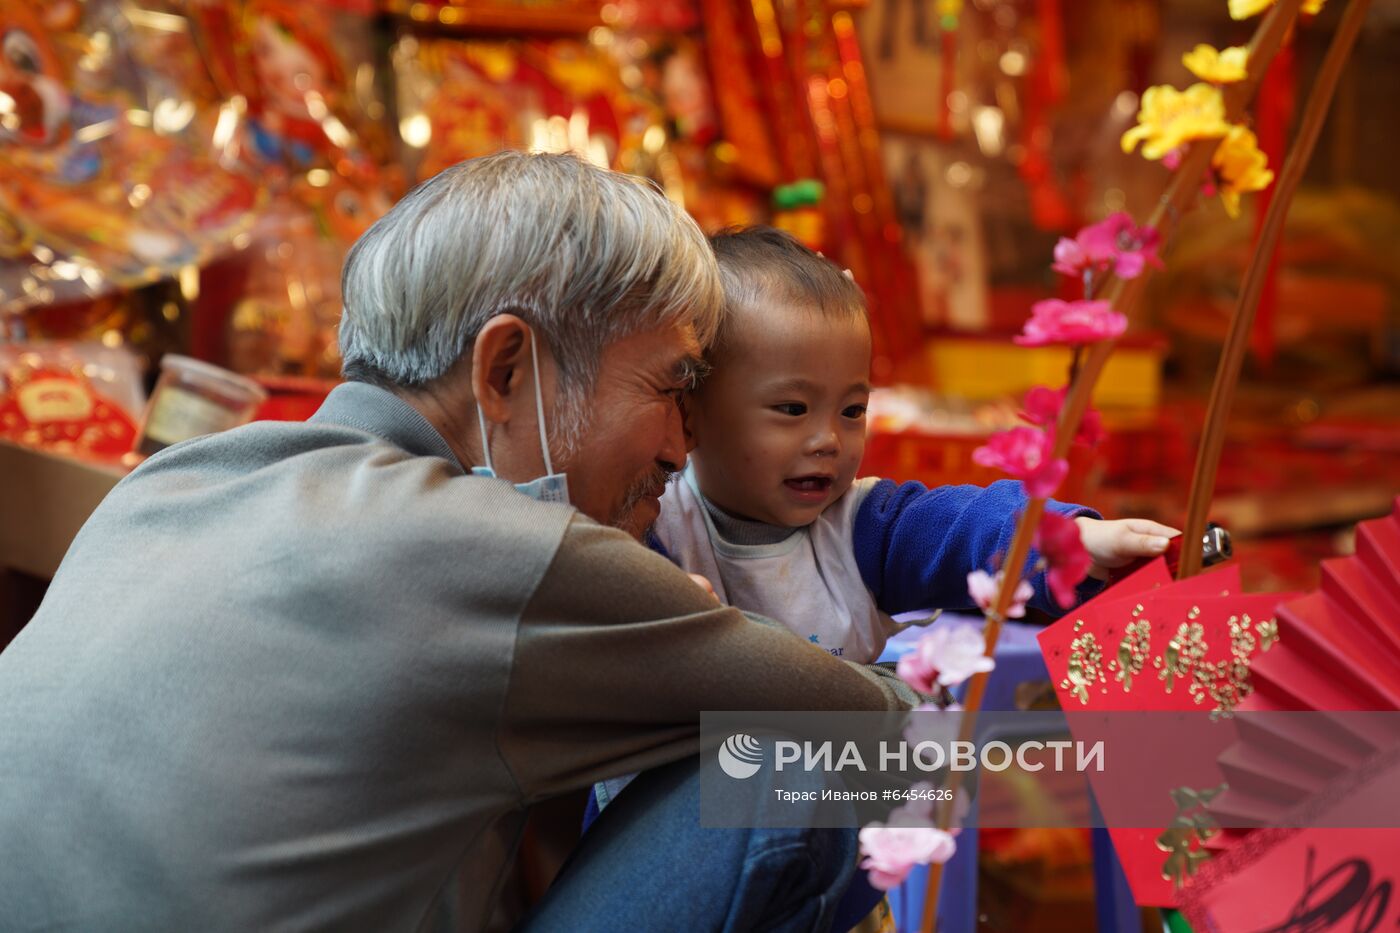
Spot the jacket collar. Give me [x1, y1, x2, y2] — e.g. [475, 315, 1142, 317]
[310, 381, 466, 474]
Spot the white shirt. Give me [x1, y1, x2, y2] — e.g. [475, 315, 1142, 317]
[651, 467, 899, 664]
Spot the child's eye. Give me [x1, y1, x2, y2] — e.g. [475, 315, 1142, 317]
[773, 403, 807, 417]
[842, 404, 867, 420]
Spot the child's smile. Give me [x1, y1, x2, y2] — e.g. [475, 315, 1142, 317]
[687, 303, 872, 527]
[784, 474, 835, 501]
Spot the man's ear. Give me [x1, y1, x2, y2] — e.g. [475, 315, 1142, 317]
[471, 315, 531, 424]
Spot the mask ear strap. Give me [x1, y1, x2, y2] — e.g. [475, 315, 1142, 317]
[528, 328, 554, 476]
[475, 403, 495, 474]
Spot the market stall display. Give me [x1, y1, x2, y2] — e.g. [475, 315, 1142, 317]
[1, 3, 1398, 929]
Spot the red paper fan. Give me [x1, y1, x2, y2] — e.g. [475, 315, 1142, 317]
[1037, 556, 1303, 905]
[1038, 500, 1400, 913]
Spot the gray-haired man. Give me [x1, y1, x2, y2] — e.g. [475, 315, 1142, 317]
[0, 152, 918, 931]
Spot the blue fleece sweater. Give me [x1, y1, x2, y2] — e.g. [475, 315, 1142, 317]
[852, 478, 1102, 617]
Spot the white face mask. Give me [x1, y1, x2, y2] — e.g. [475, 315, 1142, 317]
[469, 328, 570, 505]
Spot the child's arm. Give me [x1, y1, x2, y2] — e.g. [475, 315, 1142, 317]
[852, 478, 1102, 616]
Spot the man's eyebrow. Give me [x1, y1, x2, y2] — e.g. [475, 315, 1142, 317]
[671, 354, 711, 389]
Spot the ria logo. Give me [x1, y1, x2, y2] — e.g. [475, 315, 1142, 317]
[717, 733, 763, 779]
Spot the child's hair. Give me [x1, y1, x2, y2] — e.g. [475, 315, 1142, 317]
[708, 226, 867, 354]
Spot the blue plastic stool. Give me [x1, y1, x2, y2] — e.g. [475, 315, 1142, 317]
[1092, 823, 1140, 933]
[876, 617, 1138, 932]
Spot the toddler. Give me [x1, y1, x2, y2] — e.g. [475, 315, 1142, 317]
[588, 225, 1176, 826]
[652, 225, 1177, 663]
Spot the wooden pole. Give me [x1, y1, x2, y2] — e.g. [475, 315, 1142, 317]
[1178, 0, 1372, 579]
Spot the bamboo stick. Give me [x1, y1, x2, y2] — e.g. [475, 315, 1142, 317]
[1178, 0, 1372, 578]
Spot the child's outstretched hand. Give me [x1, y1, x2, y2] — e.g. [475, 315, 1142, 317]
[1073, 517, 1181, 580]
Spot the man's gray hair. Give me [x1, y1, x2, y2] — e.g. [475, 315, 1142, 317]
[338, 151, 723, 408]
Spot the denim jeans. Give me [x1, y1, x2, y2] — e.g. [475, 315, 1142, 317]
[517, 756, 860, 932]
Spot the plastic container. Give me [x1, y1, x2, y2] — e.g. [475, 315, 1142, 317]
[132, 355, 267, 457]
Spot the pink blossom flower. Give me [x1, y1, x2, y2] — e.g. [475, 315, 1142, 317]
[1021, 385, 1105, 449]
[888, 779, 945, 823]
[966, 569, 1034, 619]
[1050, 238, 1106, 282]
[1051, 212, 1163, 283]
[1015, 299, 1128, 348]
[902, 709, 974, 816]
[859, 813, 958, 890]
[903, 703, 963, 752]
[895, 624, 996, 694]
[1035, 511, 1094, 608]
[895, 647, 939, 694]
[972, 426, 1069, 498]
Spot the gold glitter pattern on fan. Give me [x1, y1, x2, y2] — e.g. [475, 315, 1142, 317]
[1157, 784, 1225, 888]
[1060, 617, 1105, 705]
[1113, 607, 1151, 692]
[1058, 605, 1279, 715]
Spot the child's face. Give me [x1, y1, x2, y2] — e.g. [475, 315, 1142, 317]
[687, 303, 871, 527]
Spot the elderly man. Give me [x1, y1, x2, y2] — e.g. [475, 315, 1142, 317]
[0, 152, 917, 931]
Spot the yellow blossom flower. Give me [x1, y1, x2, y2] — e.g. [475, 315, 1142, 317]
[1229, 0, 1325, 20]
[1120, 83, 1231, 161]
[1183, 44, 1249, 84]
[1213, 125, 1274, 217]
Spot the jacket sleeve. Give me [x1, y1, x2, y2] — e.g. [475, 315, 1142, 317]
[499, 516, 925, 801]
[852, 478, 1103, 616]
